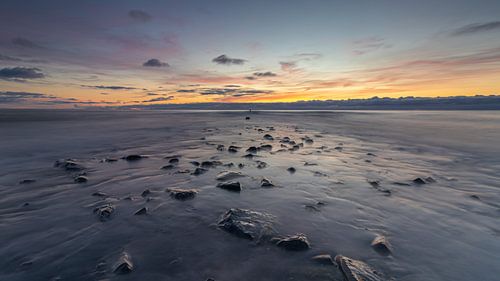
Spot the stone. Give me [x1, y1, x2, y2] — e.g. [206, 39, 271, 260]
[256, 161, 267, 169]
[54, 159, 85, 171]
[217, 181, 242, 192]
[371, 235, 392, 256]
[259, 144, 273, 151]
[216, 144, 225, 151]
[243, 153, 255, 159]
[246, 146, 258, 153]
[19, 179, 36, 184]
[201, 160, 223, 168]
[134, 207, 148, 215]
[190, 161, 200, 166]
[168, 158, 179, 164]
[261, 178, 274, 187]
[122, 155, 144, 161]
[92, 192, 108, 197]
[413, 177, 426, 185]
[113, 252, 134, 274]
[263, 134, 274, 140]
[161, 164, 175, 170]
[74, 175, 88, 183]
[141, 189, 151, 197]
[217, 208, 275, 240]
[167, 188, 197, 200]
[245, 116, 250, 120]
[335, 255, 384, 281]
[311, 254, 334, 265]
[94, 204, 115, 221]
[287, 167, 296, 173]
[216, 171, 244, 181]
[192, 167, 208, 175]
[275, 234, 311, 251]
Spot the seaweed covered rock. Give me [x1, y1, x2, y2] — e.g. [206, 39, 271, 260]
[217, 208, 275, 240]
[335, 255, 385, 281]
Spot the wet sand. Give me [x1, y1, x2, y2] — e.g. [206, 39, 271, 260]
[0, 110, 499, 281]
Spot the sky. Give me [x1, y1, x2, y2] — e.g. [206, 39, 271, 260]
[1, 0, 500, 108]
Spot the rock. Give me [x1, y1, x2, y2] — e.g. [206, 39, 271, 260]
[304, 162, 318, 166]
[275, 234, 310, 251]
[217, 181, 242, 192]
[245, 116, 250, 120]
[216, 144, 225, 151]
[238, 163, 244, 169]
[54, 159, 85, 171]
[366, 152, 376, 156]
[167, 188, 197, 200]
[425, 176, 436, 183]
[281, 137, 291, 143]
[260, 178, 274, 187]
[134, 207, 148, 215]
[92, 192, 108, 197]
[93, 204, 115, 221]
[141, 189, 151, 197]
[246, 146, 258, 153]
[259, 144, 273, 151]
[263, 134, 274, 140]
[371, 235, 392, 256]
[312, 254, 334, 265]
[201, 160, 223, 168]
[413, 177, 426, 185]
[161, 164, 175, 170]
[113, 252, 134, 274]
[216, 171, 244, 181]
[168, 158, 179, 164]
[122, 154, 144, 161]
[334, 146, 343, 151]
[243, 153, 255, 159]
[190, 161, 200, 166]
[74, 175, 88, 183]
[102, 157, 118, 162]
[470, 194, 480, 200]
[287, 167, 296, 174]
[223, 162, 234, 167]
[228, 146, 239, 153]
[217, 208, 275, 240]
[19, 179, 36, 184]
[256, 161, 267, 169]
[368, 181, 380, 187]
[192, 167, 208, 175]
[290, 145, 300, 151]
[335, 255, 384, 281]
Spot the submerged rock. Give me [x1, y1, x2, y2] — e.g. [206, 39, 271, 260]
[217, 181, 242, 192]
[190, 161, 200, 166]
[216, 144, 225, 151]
[335, 255, 384, 281]
[263, 134, 274, 140]
[94, 204, 115, 221]
[113, 252, 134, 274]
[238, 163, 244, 169]
[259, 144, 273, 151]
[216, 171, 244, 181]
[141, 189, 151, 197]
[413, 177, 426, 185]
[122, 154, 144, 161]
[228, 146, 239, 153]
[92, 191, 108, 197]
[201, 160, 223, 168]
[134, 207, 148, 215]
[275, 234, 311, 251]
[371, 235, 392, 256]
[287, 167, 296, 174]
[217, 208, 275, 240]
[243, 153, 255, 159]
[311, 254, 334, 265]
[168, 158, 179, 164]
[192, 167, 208, 175]
[256, 161, 267, 169]
[167, 188, 198, 200]
[74, 175, 88, 183]
[19, 179, 36, 184]
[54, 159, 85, 171]
[261, 178, 274, 187]
[161, 164, 175, 170]
[246, 146, 258, 154]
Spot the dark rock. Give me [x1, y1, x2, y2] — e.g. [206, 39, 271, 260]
[216, 171, 244, 181]
[167, 188, 197, 200]
[256, 161, 267, 169]
[201, 160, 223, 168]
[275, 234, 310, 251]
[217, 181, 242, 192]
[19, 179, 36, 184]
[122, 155, 144, 161]
[54, 159, 85, 171]
[168, 158, 179, 164]
[470, 194, 480, 200]
[311, 254, 334, 265]
[259, 144, 272, 151]
[192, 167, 208, 175]
[281, 137, 291, 143]
[190, 161, 200, 166]
[263, 134, 274, 140]
[243, 153, 255, 159]
[217, 208, 275, 240]
[371, 235, 392, 256]
[161, 164, 175, 170]
[287, 167, 296, 174]
[216, 144, 225, 151]
[366, 153, 376, 156]
[113, 252, 134, 274]
[74, 175, 88, 183]
[290, 145, 300, 151]
[141, 189, 151, 197]
[228, 146, 239, 153]
[92, 192, 108, 197]
[368, 181, 380, 187]
[174, 169, 191, 174]
[261, 178, 274, 187]
[94, 204, 115, 221]
[335, 255, 384, 281]
[425, 176, 436, 183]
[238, 163, 244, 169]
[334, 146, 343, 151]
[304, 162, 318, 166]
[134, 207, 148, 215]
[413, 177, 426, 185]
[246, 146, 258, 153]
[245, 116, 250, 120]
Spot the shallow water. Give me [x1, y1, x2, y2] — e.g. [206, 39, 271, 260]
[0, 110, 499, 281]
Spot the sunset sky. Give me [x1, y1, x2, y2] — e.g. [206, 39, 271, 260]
[1, 0, 500, 107]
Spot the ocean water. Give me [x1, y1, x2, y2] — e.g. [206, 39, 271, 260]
[0, 109, 499, 281]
